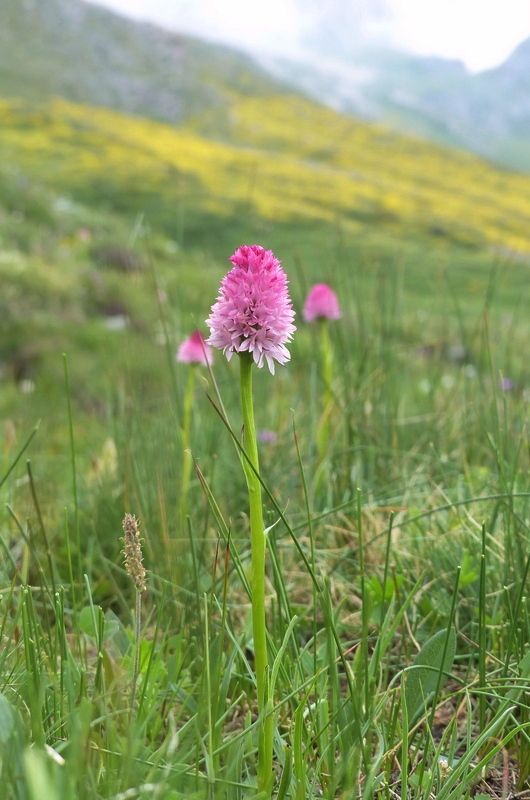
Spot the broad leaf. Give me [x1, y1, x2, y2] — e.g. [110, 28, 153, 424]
[405, 627, 456, 724]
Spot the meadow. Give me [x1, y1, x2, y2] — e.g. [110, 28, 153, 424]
[1, 93, 530, 799]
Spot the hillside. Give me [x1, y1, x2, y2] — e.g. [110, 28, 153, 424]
[4, 0, 530, 173]
[0, 0, 283, 123]
[2, 94, 530, 256]
[4, 0, 530, 169]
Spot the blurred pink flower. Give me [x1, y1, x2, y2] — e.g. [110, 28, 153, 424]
[177, 330, 213, 367]
[303, 283, 342, 322]
[77, 227, 91, 242]
[258, 429, 277, 444]
[206, 245, 296, 374]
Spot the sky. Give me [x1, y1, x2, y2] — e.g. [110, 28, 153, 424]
[87, 0, 530, 72]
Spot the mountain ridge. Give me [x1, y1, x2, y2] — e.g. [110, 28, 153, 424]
[0, 0, 285, 124]
[258, 32, 530, 171]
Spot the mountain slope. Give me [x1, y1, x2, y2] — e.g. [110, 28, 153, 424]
[373, 37, 530, 170]
[259, 35, 530, 172]
[0, 0, 283, 123]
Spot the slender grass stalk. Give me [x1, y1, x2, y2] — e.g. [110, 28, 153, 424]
[276, 745, 293, 800]
[147, 250, 181, 417]
[63, 354, 81, 589]
[187, 515, 203, 641]
[292, 416, 319, 682]
[317, 318, 333, 460]
[416, 566, 461, 791]
[357, 488, 370, 720]
[239, 352, 274, 795]
[503, 550, 530, 679]
[479, 523, 487, 732]
[372, 513, 394, 691]
[294, 697, 307, 800]
[131, 587, 142, 719]
[211, 532, 232, 773]
[203, 593, 216, 789]
[64, 507, 82, 655]
[0, 421, 39, 492]
[179, 366, 196, 524]
[26, 460, 56, 599]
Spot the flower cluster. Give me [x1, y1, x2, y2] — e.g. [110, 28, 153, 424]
[206, 245, 296, 374]
[303, 283, 342, 323]
[177, 330, 213, 366]
[122, 514, 146, 593]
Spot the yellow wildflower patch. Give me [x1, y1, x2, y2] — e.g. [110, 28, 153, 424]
[1, 95, 530, 254]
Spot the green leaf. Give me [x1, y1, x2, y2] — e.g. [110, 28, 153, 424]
[405, 627, 456, 723]
[459, 549, 478, 586]
[104, 609, 130, 654]
[0, 691, 25, 785]
[409, 771, 433, 790]
[79, 605, 101, 638]
[0, 692, 18, 746]
[519, 651, 530, 675]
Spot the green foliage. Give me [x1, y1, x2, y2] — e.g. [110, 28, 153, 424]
[404, 627, 457, 724]
[0, 691, 26, 795]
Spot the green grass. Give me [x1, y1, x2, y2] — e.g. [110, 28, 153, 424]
[2, 93, 530, 798]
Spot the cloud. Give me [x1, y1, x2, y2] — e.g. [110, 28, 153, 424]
[86, 0, 530, 70]
[86, 0, 304, 53]
[385, 0, 530, 70]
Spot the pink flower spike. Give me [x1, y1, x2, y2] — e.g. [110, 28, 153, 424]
[303, 283, 342, 323]
[206, 245, 296, 375]
[177, 330, 213, 367]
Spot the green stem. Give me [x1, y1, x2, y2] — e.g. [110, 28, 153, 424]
[317, 319, 333, 460]
[239, 352, 274, 795]
[63, 354, 81, 589]
[321, 318, 333, 402]
[180, 366, 196, 524]
[130, 588, 142, 722]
